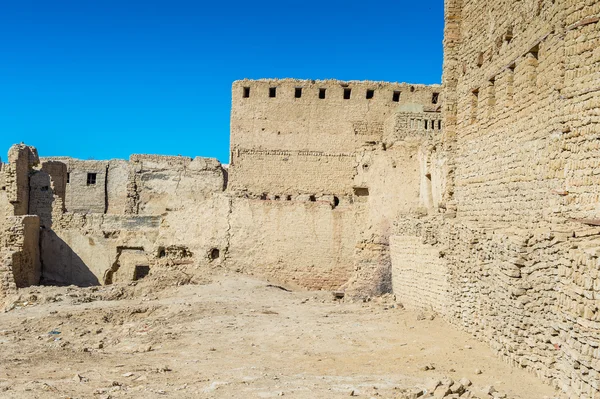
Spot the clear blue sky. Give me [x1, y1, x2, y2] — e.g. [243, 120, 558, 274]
[0, 0, 444, 164]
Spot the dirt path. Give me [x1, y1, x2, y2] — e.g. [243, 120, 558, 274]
[0, 274, 561, 398]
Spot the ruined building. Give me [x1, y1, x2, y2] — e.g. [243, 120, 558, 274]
[1, 0, 599, 396]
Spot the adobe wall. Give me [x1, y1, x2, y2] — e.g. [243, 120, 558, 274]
[388, 1, 600, 396]
[227, 197, 357, 290]
[34, 154, 230, 287]
[229, 79, 442, 196]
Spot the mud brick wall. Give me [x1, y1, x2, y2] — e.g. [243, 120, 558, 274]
[390, 234, 449, 314]
[227, 197, 358, 290]
[229, 79, 442, 196]
[390, 217, 600, 397]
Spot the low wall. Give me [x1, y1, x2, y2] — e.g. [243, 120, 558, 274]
[390, 218, 600, 397]
[390, 235, 449, 314]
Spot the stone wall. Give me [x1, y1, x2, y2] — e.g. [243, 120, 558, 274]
[386, 1, 600, 396]
[392, 218, 600, 397]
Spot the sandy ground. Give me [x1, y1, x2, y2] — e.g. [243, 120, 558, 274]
[0, 273, 563, 399]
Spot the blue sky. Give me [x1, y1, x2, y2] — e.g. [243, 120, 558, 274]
[0, 0, 444, 163]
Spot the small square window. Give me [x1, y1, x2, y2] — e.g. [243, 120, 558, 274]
[392, 91, 401, 102]
[269, 87, 277, 98]
[295, 88, 302, 98]
[343, 88, 351, 100]
[87, 173, 97, 185]
[366, 89, 374, 99]
[243, 87, 250, 98]
[319, 88, 326, 99]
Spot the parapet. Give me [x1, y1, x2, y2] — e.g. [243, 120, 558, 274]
[232, 78, 442, 108]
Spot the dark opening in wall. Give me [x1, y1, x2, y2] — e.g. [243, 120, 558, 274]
[309, 195, 316, 202]
[424, 120, 429, 130]
[410, 86, 415, 92]
[87, 173, 97, 185]
[286, 195, 292, 201]
[333, 196, 340, 208]
[67, 173, 70, 184]
[295, 88, 302, 98]
[158, 247, 166, 258]
[319, 88, 326, 99]
[438, 120, 442, 130]
[471, 89, 479, 123]
[343, 88, 351, 100]
[208, 248, 220, 261]
[260, 193, 268, 200]
[274, 195, 281, 200]
[134, 265, 150, 281]
[477, 52, 484, 67]
[269, 87, 277, 98]
[353, 187, 369, 197]
[432, 92, 439, 104]
[243, 87, 250, 98]
[392, 91, 401, 102]
[366, 89, 374, 99]
[529, 44, 539, 60]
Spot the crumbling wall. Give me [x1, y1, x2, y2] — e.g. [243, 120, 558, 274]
[36, 154, 230, 286]
[127, 154, 225, 215]
[0, 146, 41, 302]
[0, 216, 41, 294]
[41, 214, 161, 286]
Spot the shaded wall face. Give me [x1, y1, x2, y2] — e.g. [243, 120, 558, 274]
[40, 217, 160, 287]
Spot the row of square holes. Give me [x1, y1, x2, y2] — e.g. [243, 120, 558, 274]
[243, 87, 440, 104]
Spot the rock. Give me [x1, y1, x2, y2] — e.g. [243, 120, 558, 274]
[459, 378, 472, 387]
[433, 385, 451, 398]
[420, 363, 435, 371]
[449, 382, 465, 395]
[474, 369, 482, 375]
[481, 386, 496, 395]
[406, 387, 425, 398]
[425, 379, 442, 392]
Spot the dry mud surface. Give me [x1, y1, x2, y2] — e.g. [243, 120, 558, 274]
[0, 274, 562, 399]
